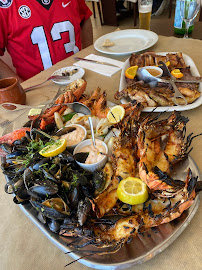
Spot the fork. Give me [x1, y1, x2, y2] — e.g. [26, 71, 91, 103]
[23, 75, 69, 92]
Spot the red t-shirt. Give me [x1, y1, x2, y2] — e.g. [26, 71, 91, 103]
[0, 0, 92, 80]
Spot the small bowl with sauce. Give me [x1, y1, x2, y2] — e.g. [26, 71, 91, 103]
[143, 66, 163, 78]
[59, 124, 87, 149]
[73, 139, 108, 172]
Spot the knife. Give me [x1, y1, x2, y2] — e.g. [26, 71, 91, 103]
[74, 57, 121, 68]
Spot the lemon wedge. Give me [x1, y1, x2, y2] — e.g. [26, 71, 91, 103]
[39, 139, 67, 157]
[125, 66, 138, 79]
[117, 177, 148, 205]
[107, 105, 125, 124]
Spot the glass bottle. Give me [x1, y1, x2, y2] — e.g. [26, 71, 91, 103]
[174, 0, 195, 35]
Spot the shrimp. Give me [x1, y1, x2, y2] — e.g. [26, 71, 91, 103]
[137, 111, 193, 191]
[0, 127, 30, 156]
[80, 87, 102, 115]
[94, 92, 109, 118]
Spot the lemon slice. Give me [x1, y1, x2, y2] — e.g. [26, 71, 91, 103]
[125, 65, 138, 79]
[117, 177, 148, 205]
[39, 139, 67, 157]
[107, 105, 125, 124]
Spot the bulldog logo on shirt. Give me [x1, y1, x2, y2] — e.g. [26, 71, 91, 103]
[0, 0, 12, 8]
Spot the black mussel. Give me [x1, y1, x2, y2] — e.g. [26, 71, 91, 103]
[93, 171, 106, 194]
[23, 168, 35, 187]
[16, 187, 30, 201]
[24, 168, 58, 198]
[5, 179, 24, 194]
[47, 219, 61, 233]
[37, 212, 46, 224]
[1, 162, 25, 177]
[81, 183, 94, 199]
[27, 179, 58, 199]
[30, 198, 70, 220]
[68, 184, 83, 209]
[12, 136, 29, 146]
[41, 168, 58, 183]
[57, 150, 74, 163]
[55, 126, 76, 137]
[0, 143, 12, 154]
[13, 187, 30, 204]
[28, 157, 50, 171]
[6, 151, 24, 159]
[73, 152, 89, 163]
[12, 145, 28, 152]
[77, 198, 92, 226]
[44, 122, 57, 133]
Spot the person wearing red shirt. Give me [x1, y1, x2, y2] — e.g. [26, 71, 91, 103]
[0, 0, 93, 82]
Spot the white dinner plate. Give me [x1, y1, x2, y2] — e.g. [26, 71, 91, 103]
[51, 66, 85, 85]
[94, 29, 158, 55]
[119, 52, 202, 112]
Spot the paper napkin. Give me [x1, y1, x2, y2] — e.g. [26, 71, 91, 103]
[73, 54, 124, 77]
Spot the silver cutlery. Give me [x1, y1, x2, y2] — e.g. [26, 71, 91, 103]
[137, 63, 189, 106]
[74, 57, 121, 68]
[23, 75, 70, 92]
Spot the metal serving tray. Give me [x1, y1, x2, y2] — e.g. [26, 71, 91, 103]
[1, 108, 201, 269]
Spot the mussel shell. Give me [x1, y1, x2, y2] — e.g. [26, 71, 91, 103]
[6, 151, 24, 159]
[55, 126, 76, 137]
[57, 150, 74, 163]
[29, 157, 50, 171]
[12, 136, 29, 148]
[16, 187, 30, 200]
[77, 198, 92, 226]
[93, 171, 106, 193]
[30, 198, 70, 220]
[27, 179, 58, 199]
[12, 145, 28, 152]
[1, 162, 25, 177]
[81, 184, 94, 199]
[73, 152, 89, 163]
[41, 168, 58, 183]
[37, 212, 46, 224]
[47, 219, 61, 233]
[0, 143, 12, 154]
[68, 185, 83, 209]
[5, 179, 24, 194]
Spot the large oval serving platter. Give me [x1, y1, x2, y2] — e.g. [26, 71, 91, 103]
[1, 108, 201, 269]
[119, 52, 202, 112]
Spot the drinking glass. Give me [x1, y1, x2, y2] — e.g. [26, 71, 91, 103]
[138, 0, 153, 30]
[180, 0, 200, 38]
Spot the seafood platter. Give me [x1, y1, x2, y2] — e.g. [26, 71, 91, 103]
[0, 65, 202, 269]
[118, 52, 202, 112]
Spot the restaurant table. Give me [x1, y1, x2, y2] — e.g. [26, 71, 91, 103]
[1, 35, 202, 270]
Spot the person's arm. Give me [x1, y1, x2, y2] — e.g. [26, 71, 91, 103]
[80, 18, 93, 50]
[0, 59, 23, 83]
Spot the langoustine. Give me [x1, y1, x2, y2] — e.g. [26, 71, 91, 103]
[137, 111, 195, 192]
[93, 102, 144, 218]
